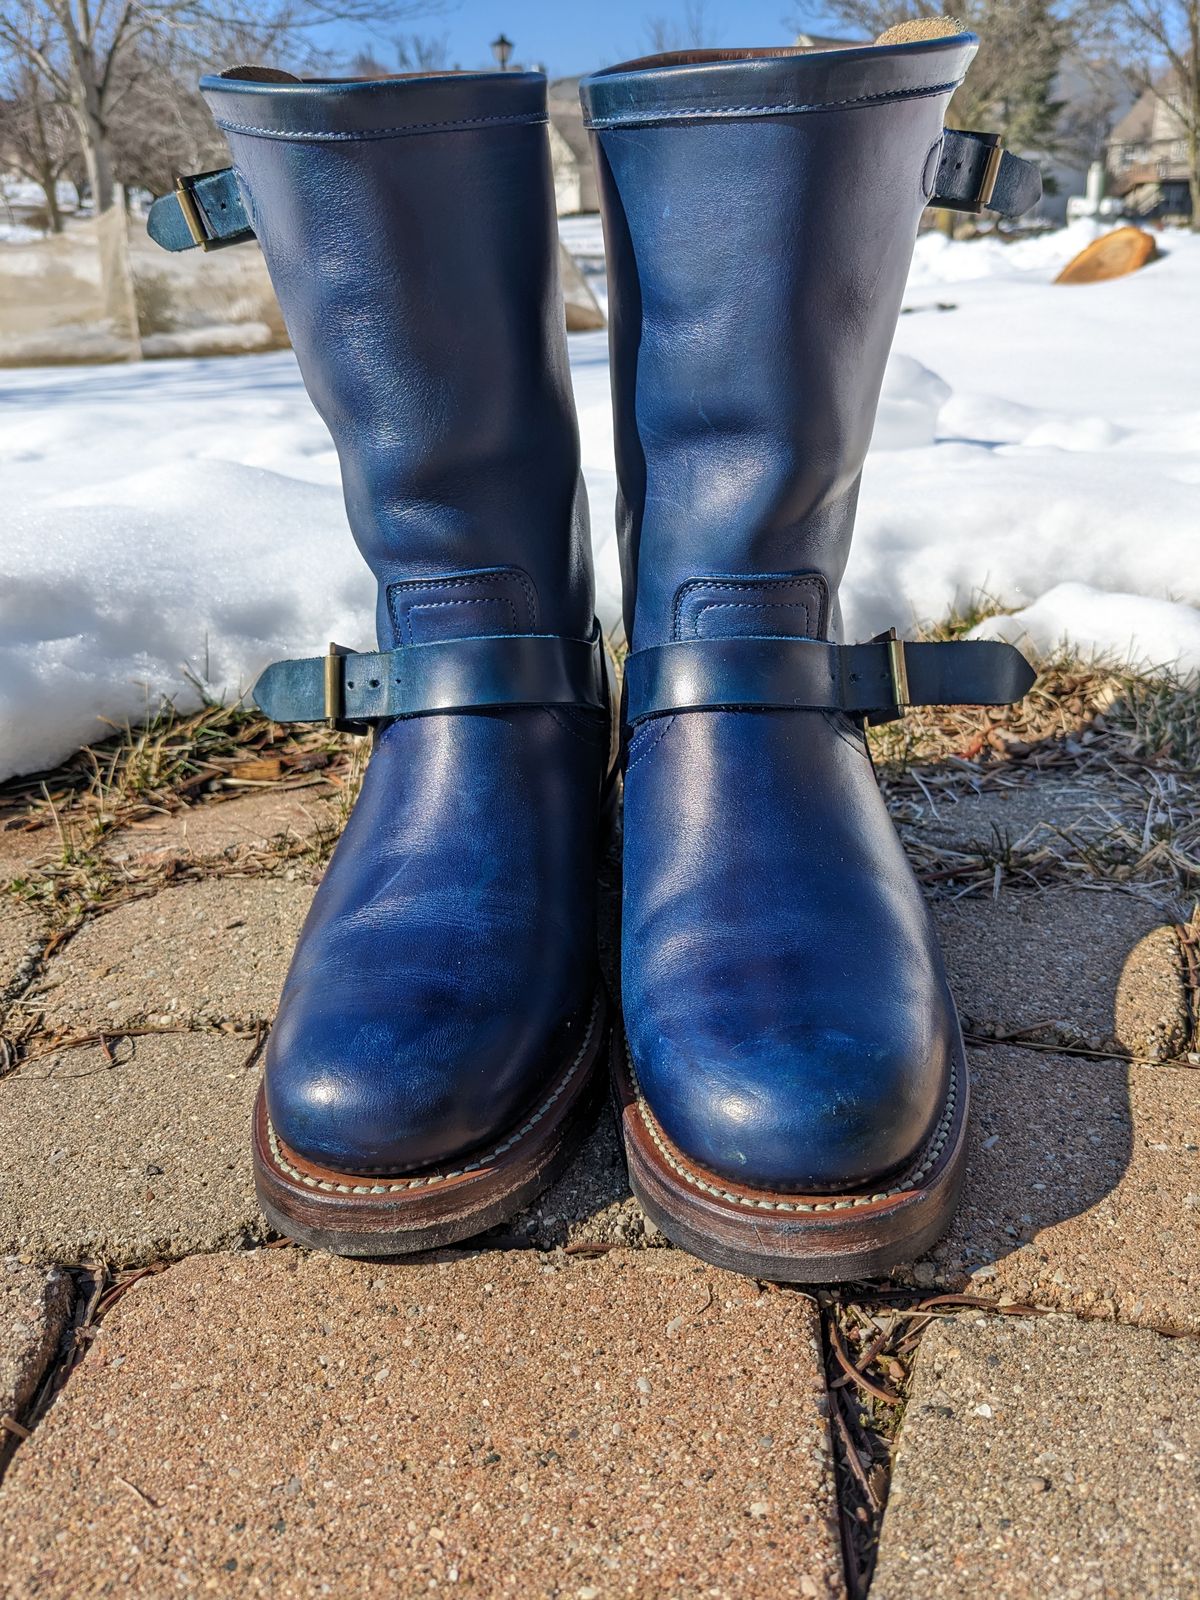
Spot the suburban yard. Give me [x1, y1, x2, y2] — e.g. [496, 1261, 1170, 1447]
[0, 220, 1198, 1595]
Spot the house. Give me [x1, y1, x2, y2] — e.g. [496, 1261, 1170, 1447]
[793, 31, 866, 50]
[1107, 72, 1193, 220]
[548, 79, 598, 216]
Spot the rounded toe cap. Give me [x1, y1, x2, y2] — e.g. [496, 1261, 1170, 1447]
[632, 1020, 955, 1195]
[265, 991, 559, 1174]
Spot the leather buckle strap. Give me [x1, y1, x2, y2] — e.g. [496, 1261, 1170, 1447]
[622, 633, 1036, 727]
[252, 626, 608, 729]
[932, 130, 1042, 218]
[147, 169, 254, 252]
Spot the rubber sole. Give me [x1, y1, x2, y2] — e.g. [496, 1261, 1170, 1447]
[614, 1025, 969, 1283]
[253, 987, 608, 1257]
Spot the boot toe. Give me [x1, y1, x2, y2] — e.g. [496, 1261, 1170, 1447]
[266, 990, 563, 1174]
[631, 1017, 954, 1195]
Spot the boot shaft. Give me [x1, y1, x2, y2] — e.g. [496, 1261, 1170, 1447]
[201, 69, 594, 648]
[580, 31, 976, 651]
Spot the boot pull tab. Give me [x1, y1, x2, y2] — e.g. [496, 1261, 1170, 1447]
[931, 129, 1043, 218]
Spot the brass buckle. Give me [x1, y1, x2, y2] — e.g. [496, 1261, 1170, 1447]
[173, 175, 212, 251]
[976, 139, 1003, 213]
[864, 629, 911, 725]
[886, 635, 911, 709]
[323, 642, 360, 733]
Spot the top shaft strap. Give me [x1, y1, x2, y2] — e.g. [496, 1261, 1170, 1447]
[622, 635, 1035, 727]
[931, 130, 1041, 218]
[253, 629, 608, 730]
[148, 124, 1041, 255]
[147, 170, 253, 252]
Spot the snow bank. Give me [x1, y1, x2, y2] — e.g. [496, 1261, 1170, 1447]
[0, 222, 1197, 781]
[970, 584, 1200, 677]
[906, 218, 1118, 287]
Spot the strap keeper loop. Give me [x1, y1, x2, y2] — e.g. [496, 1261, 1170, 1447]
[977, 138, 1004, 212]
[172, 175, 211, 249]
[886, 634, 910, 709]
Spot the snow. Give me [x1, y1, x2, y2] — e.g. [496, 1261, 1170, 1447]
[1, 220, 1198, 782]
[970, 584, 1200, 676]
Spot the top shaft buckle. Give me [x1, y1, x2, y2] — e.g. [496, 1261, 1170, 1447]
[322, 642, 368, 734]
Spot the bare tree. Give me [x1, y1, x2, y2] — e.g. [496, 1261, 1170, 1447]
[395, 30, 448, 69]
[351, 31, 449, 77]
[1099, 0, 1200, 225]
[0, 50, 77, 229]
[0, 3, 441, 219]
[797, 0, 1069, 152]
[105, 38, 228, 199]
[644, 0, 722, 54]
[1053, 55, 1130, 170]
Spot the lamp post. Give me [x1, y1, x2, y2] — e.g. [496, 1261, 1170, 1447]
[490, 33, 513, 71]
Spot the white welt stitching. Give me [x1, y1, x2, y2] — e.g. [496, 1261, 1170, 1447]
[630, 1042, 958, 1213]
[266, 993, 601, 1195]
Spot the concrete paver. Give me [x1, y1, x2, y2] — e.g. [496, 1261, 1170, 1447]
[934, 888, 1188, 1058]
[0, 1248, 844, 1600]
[873, 1312, 1200, 1599]
[894, 774, 1151, 857]
[0, 1260, 71, 1422]
[0, 826, 55, 887]
[909, 1045, 1200, 1334]
[512, 1103, 666, 1252]
[1115, 924, 1194, 1062]
[0, 903, 45, 1018]
[0, 1033, 264, 1264]
[22, 876, 312, 1032]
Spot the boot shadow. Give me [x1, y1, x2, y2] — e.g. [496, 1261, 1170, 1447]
[881, 677, 1192, 1296]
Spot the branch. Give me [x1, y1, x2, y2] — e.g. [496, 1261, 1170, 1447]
[0, 18, 72, 96]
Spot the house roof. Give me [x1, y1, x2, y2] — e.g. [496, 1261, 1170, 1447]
[1108, 66, 1186, 145]
[1109, 87, 1156, 145]
[793, 31, 868, 50]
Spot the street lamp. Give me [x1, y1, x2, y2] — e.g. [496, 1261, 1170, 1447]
[490, 33, 513, 71]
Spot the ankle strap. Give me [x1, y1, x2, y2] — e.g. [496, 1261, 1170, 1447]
[623, 633, 1034, 727]
[254, 628, 608, 732]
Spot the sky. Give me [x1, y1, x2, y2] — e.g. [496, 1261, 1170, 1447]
[321, 0, 843, 82]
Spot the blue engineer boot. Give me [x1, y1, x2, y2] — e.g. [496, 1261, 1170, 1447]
[580, 23, 1040, 1280]
[150, 67, 615, 1254]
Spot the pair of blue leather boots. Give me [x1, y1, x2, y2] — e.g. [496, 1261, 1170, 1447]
[151, 24, 1038, 1281]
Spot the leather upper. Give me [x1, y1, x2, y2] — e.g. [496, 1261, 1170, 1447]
[582, 41, 973, 1191]
[204, 69, 593, 651]
[620, 710, 958, 1191]
[204, 69, 606, 1173]
[268, 704, 607, 1172]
